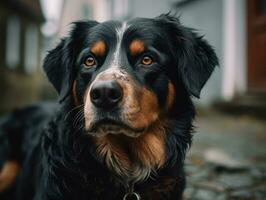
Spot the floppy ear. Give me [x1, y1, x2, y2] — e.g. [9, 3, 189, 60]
[178, 32, 219, 98]
[43, 39, 71, 102]
[156, 14, 219, 98]
[43, 20, 98, 102]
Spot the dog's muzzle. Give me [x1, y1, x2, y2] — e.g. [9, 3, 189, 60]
[90, 80, 123, 110]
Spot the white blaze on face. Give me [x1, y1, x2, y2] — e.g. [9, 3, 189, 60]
[87, 22, 129, 98]
[112, 22, 128, 68]
[84, 22, 130, 130]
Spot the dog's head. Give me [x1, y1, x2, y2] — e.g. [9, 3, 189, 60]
[43, 14, 218, 182]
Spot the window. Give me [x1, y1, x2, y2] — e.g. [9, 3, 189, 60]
[24, 24, 39, 74]
[5, 15, 21, 69]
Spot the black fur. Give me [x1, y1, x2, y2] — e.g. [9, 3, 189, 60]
[0, 14, 218, 200]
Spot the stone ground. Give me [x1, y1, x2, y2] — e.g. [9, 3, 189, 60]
[184, 109, 266, 200]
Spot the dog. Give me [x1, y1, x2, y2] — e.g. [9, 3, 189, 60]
[0, 14, 218, 200]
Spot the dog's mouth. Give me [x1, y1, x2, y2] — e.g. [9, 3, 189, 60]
[86, 118, 145, 138]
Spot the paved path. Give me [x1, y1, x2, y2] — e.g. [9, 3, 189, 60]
[184, 110, 266, 200]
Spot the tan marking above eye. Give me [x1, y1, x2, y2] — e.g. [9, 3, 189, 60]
[129, 39, 145, 56]
[90, 40, 106, 56]
[141, 56, 153, 65]
[84, 56, 96, 67]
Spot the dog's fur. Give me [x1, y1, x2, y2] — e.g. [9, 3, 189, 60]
[0, 14, 218, 200]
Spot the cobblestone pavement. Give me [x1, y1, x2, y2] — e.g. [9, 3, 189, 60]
[184, 110, 266, 200]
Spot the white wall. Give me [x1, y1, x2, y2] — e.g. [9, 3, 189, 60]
[222, 0, 247, 100]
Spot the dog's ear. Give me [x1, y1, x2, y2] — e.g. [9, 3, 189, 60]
[43, 39, 71, 102]
[43, 20, 98, 102]
[156, 14, 219, 98]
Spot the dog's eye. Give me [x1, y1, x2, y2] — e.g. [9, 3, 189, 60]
[141, 56, 153, 66]
[84, 56, 96, 67]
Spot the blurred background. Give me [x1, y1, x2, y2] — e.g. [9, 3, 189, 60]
[0, 0, 266, 199]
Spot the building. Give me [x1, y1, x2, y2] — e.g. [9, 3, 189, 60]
[0, 0, 45, 113]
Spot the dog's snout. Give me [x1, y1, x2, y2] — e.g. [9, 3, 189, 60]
[90, 80, 123, 109]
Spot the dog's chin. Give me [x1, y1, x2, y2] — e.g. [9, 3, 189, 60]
[86, 120, 145, 138]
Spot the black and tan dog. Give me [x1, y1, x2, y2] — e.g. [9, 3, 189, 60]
[0, 14, 218, 200]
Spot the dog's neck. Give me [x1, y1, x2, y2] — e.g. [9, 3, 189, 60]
[93, 120, 167, 184]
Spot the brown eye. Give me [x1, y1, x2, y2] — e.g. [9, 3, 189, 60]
[141, 56, 153, 66]
[84, 56, 96, 67]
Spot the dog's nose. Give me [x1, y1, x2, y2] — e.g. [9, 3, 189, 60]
[90, 80, 123, 109]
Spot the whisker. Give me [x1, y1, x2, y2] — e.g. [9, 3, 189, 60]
[73, 110, 84, 128]
[64, 104, 84, 120]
